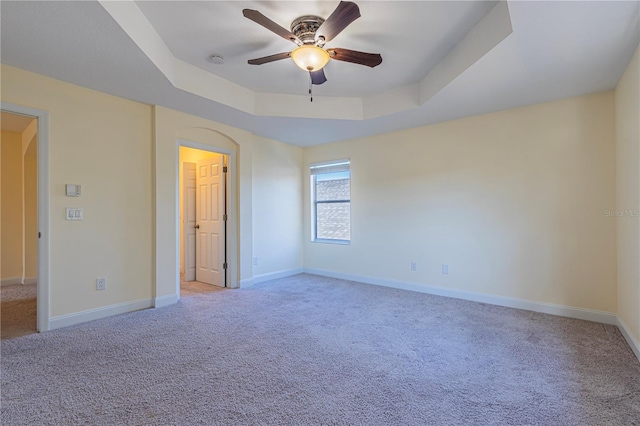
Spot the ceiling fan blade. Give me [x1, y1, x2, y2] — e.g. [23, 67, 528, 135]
[243, 9, 301, 45]
[310, 69, 327, 85]
[328, 48, 382, 68]
[316, 1, 361, 43]
[248, 52, 291, 65]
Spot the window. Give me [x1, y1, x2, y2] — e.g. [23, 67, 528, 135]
[310, 160, 350, 243]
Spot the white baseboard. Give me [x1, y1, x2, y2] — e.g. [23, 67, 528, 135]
[304, 268, 618, 325]
[154, 293, 178, 308]
[49, 298, 153, 330]
[1, 277, 37, 286]
[242, 268, 303, 288]
[240, 278, 254, 287]
[617, 316, 640, 363]
[1, 277, 23, 286]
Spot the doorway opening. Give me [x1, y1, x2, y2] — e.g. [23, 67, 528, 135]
[178, 145, 229, 297]
[1, 104, 50, 336]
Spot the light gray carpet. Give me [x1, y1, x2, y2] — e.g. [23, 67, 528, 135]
[1, 283, 37, 340]
[1, 274, 639, 425]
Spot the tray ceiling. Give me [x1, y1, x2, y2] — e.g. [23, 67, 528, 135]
[1, 1, 638, 146]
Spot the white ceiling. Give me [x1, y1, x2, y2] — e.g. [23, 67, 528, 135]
[1, 1, 638, 146]
[135, 1, 498, 97]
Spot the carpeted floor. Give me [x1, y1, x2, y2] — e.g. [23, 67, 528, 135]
[1, 283, 37, 340]
[1, 274, 639, 425]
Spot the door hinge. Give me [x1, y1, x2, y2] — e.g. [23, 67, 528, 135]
[223, 262, 228, 270]
[223, 214, 227, 221]
[223, 166, 228, 173]
[38, 232, 41, 238]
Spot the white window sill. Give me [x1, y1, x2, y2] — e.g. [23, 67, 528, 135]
[312, 239, 350, 245]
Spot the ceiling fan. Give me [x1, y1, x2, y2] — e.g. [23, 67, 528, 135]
[242, 1, 382, 87]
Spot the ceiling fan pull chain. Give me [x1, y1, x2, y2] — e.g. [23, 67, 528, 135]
[309, 73, 313, 102]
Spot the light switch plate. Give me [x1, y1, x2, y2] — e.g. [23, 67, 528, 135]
[66, 208, 83, 220]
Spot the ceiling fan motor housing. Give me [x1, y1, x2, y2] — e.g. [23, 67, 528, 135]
[291, 15, 325, 45]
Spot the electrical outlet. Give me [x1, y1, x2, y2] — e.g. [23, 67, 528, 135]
[410, 261, 417, 272]
[442, 264, 449, 275]
[253, 256, 258, 266]
[96, 277, 106, 291]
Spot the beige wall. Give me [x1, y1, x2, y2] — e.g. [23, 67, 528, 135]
[304, 91, 617, 313]
[1, 130, 24, 280]
[22, 119, 37, 156]
[252, 135, 303, 277]
[1, 120, 37, 284]
[24, 137, 37, 279]
[2, 65, 153, 317]
[615, 44, 640, 345]
[0, 61, 629, 337]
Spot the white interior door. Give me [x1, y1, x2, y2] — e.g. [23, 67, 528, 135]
[195, 155, 225, 287]
[183, 162, 196, 281]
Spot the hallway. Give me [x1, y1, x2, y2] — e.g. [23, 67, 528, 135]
[1, 283, 37, 339]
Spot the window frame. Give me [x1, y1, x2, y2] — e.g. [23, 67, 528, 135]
[310, 160, 351, 245]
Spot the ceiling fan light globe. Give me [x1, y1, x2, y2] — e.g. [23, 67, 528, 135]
[291, 45, 330, 72]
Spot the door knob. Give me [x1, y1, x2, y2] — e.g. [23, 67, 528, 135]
[195, 224, 200, 229]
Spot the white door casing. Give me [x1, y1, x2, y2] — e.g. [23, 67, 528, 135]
[195, 155, 225, 287]
[183, 162, 196, 282]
